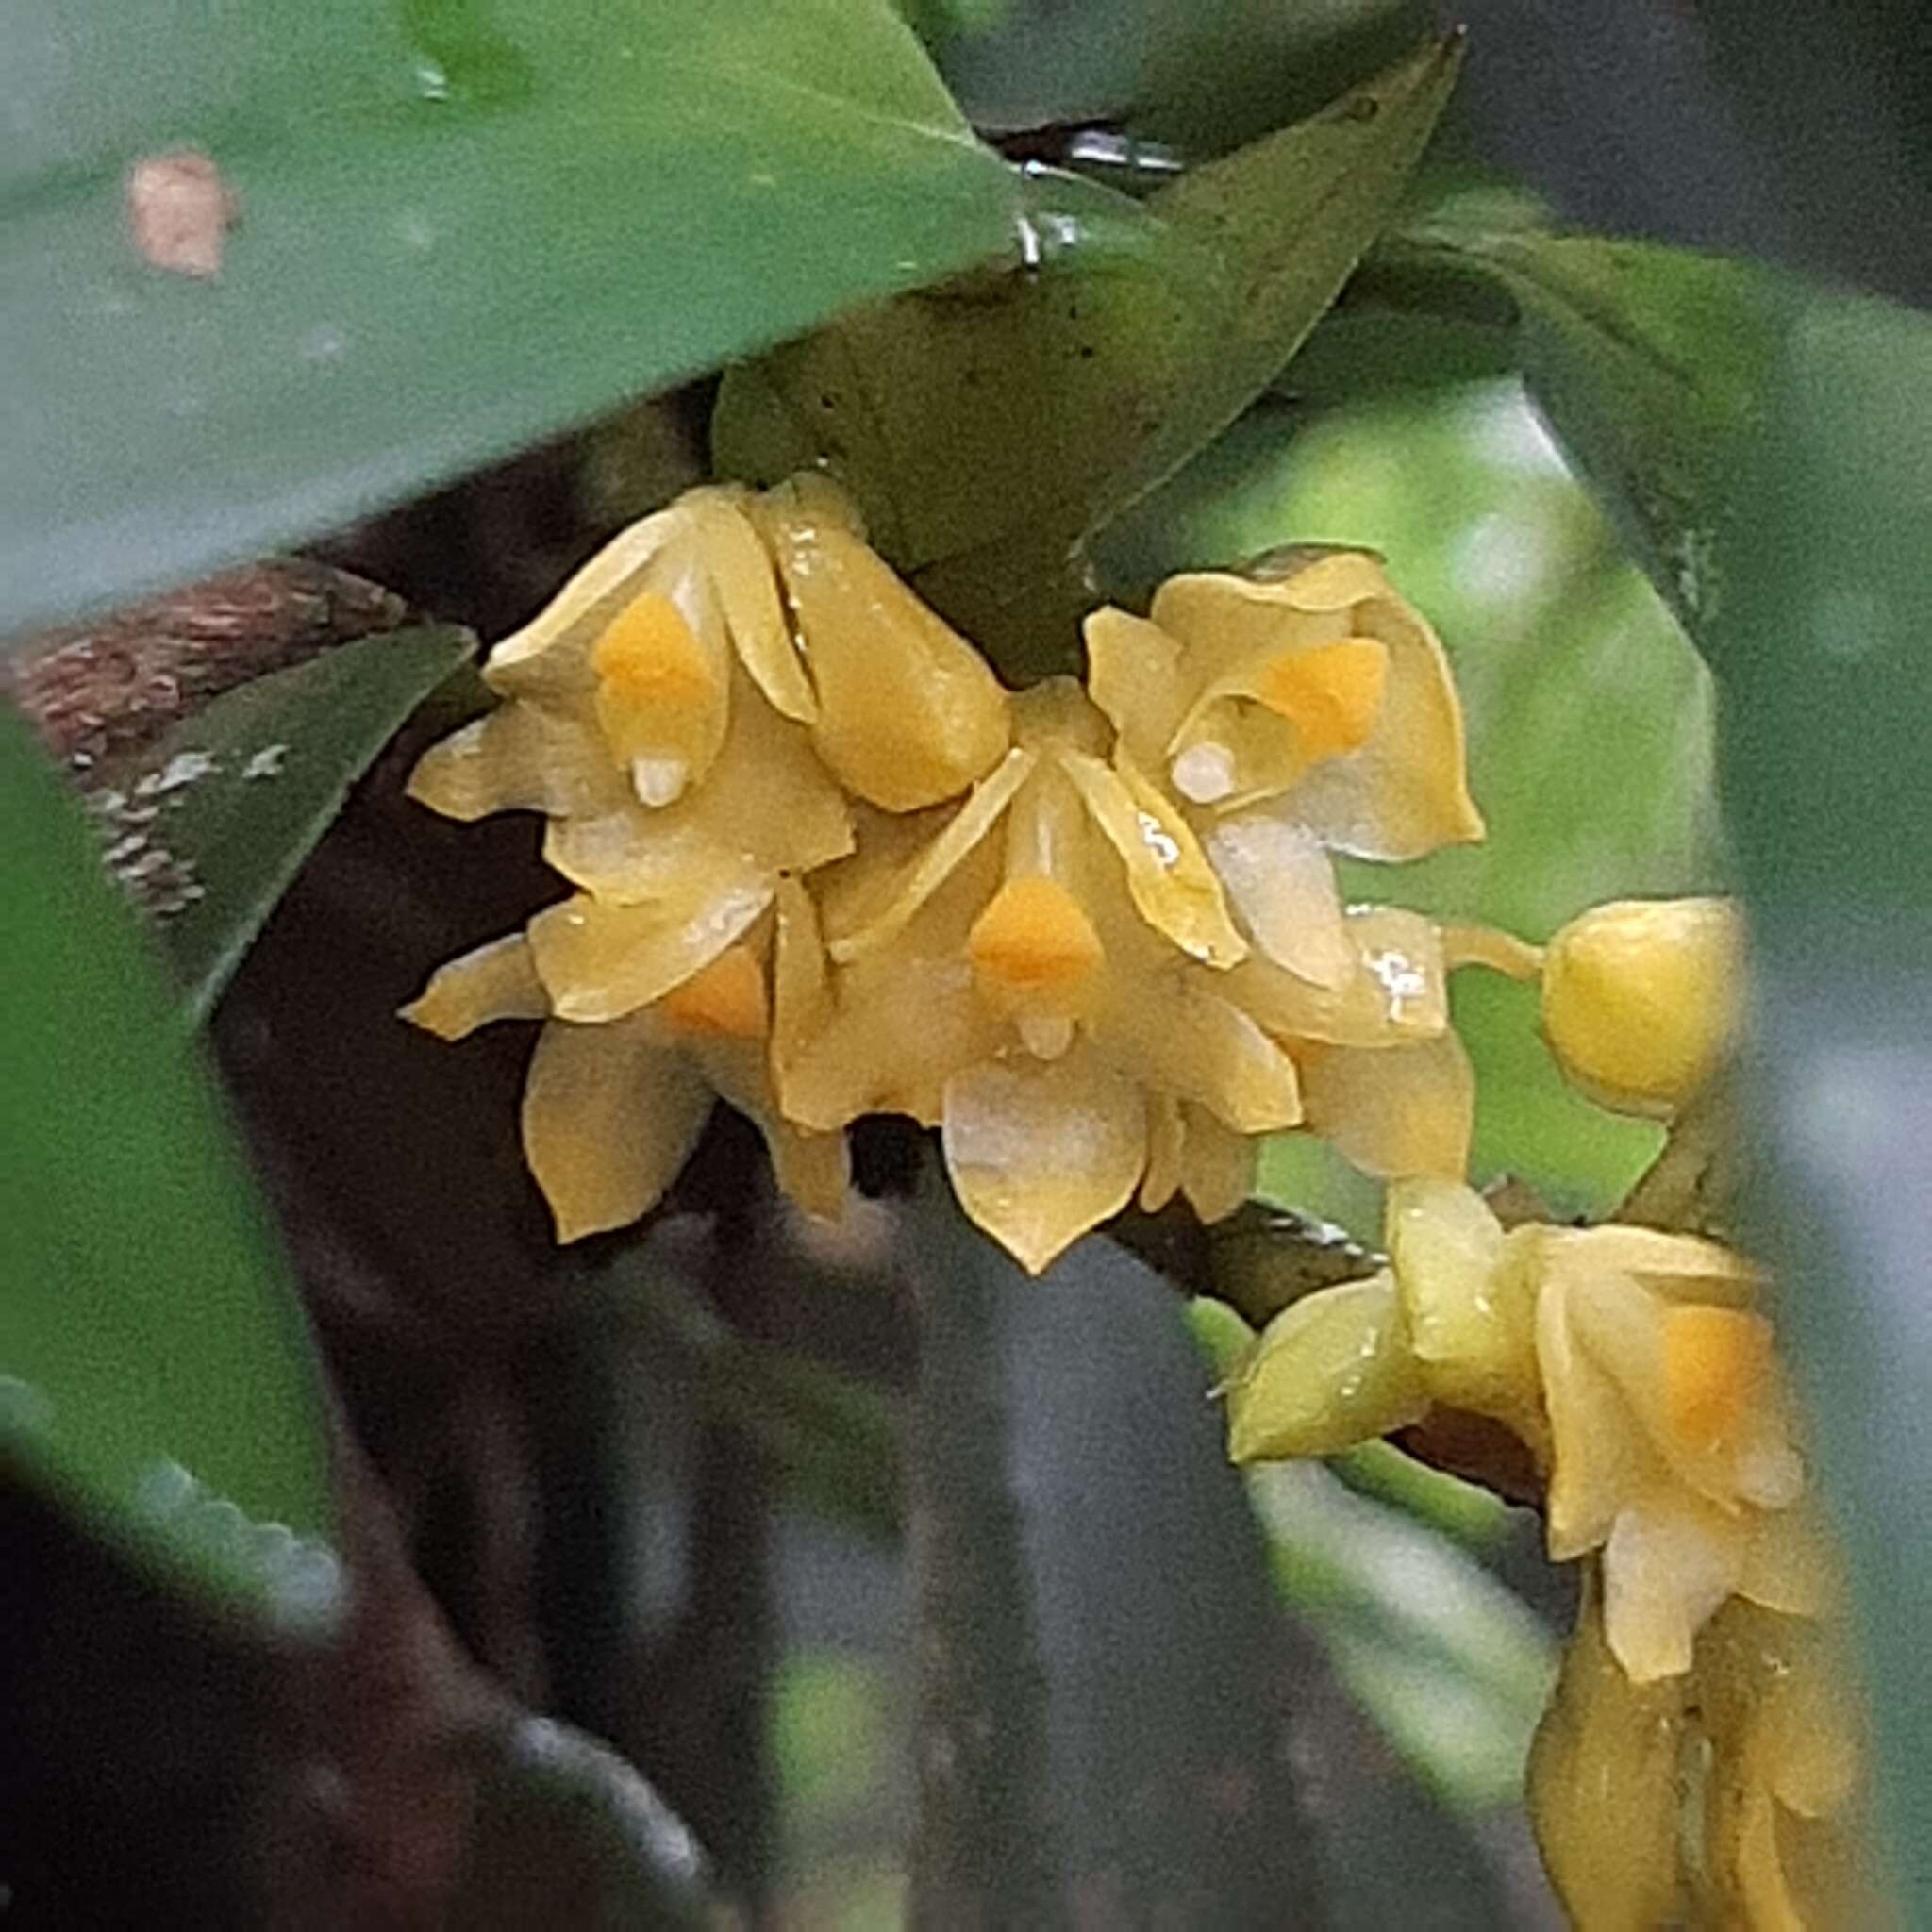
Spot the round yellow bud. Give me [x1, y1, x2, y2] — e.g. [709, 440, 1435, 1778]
[1541, 897, 1742, 1117]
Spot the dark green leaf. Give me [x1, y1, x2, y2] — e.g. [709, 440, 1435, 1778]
[90, 625, 476, 1022]
[714, 34, 1462, 675]
[1353, 228, 1784, 640]
[1713, 283, 1932, 1920]
[0, 706, 337, 1630]
[1, 0, 1023, 637]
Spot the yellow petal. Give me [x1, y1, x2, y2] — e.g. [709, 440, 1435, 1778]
[686, 488, 817, 724]
[1232, 905, 1446, 1043]
[1241, 546, 1394, 608]
[527, 874, 772, 1024]
[941, 1046, 1147, 1274]
[773, 875, 833, 1076]
[484, 504, 692, 702]
[1296, 1031, 1473, 1181]
[1140, 1094, 1184, 1210]
[760, 483, 1010, 809]
[1178, 1106, 1257, 1223]
[1150, 569, 1362, 694]
[687, 1034, 849, 1224]
[1082, 605, 1189, 768]
[1602, 1495, 1746, 1681]
[1199, 808, 1352, 987]
[1094, 966, 1302, 1133]
[1286, 587, 1485, 861]
[521, 1014, 712, 1241]
[826, 747, 1035, 963]
[401, 932, 547, 1040]
[1224, 1269, 1428, 1462]
[1058, 747, 1246, 968]
[1534, 1223, 1758, 1308]
[1538, 1281, 1657, 1560]
[408, 704, 625, 822]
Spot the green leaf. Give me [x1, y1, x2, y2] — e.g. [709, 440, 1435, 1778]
[1249, 1461, 1555, 1809]
[1, 0, 1023, 638]
[714, 34, 1462, 675]
[1712, 284, 1932, 1920]
[0, 706, 338, 1631]
[90, 625, 477, 1022]
[1353, 228, 1784, 641]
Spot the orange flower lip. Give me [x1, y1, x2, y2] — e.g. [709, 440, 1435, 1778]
[967, 875, 1103, 992]
[1662, 1304, 1774, 1452]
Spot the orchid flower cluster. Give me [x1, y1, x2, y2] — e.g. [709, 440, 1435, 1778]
[403, 474, 1488, 1273]
[402, 476, 1870, 1925]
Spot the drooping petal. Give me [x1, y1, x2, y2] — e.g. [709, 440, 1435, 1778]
[408, 703, 626, 822]
[759, 482, 1010, 809]
[687, 1034, 849, 1224]
[826, 748, 1035, 963]
[1602, 1495, 1746, 1681]
[941, 1045, 1147, 1275]
[1178, 1106, 1258, 1222]
[686, 488, 818, 724]
[1200, 808, 1352, 988]
[1140, 1095, 1184, 1211]
[527, 874, 772, 1023]
[1295, 1030, 1474, 1181]
[1283, 588, 1486, 861]
[1058, 747, 1246, 968]
[1224, 1269, 1428, 1462]
[521, 1013, 712, 1241]
[1082, 606, 1189, 768]
[772, 875, 833, 1077]
[401, 932, 549, 1040]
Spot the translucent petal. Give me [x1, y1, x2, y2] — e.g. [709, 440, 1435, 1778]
[1058, 748, 1246, 968]
[484, 505, 691, 702]
[1284, 590, 1486, 862]
[1602, 1496, 1744, 1681]
[826, 748, 1035, 963]
[688, 1035, 849, 1224]
[1535, 1224, 1758, 1307]
[941, 1046, 1146, 1274]
[1736, 1504, 1833, 1622]
[408, 704, 625, 822]
[1140, 1094, 1184, 1211]
[400, 932, 549, 1040]
[1232, 904, 1446, 1042]
[772, 876, 833, 1076]
[1150, 570, 1359, 692]
[686, 489, 817, 724]
[527, 874, 772, 1024]
[1297, 1031, 1473, 1181]
[1224, 1269, 1428, 1462]
[761, 487, 1010, 808]
[1082, 606, 1189, 768]
[1178, 1106, 1257, 1223]
[521, 1014, 712, 1241]
[1200, 808, 1351, 987]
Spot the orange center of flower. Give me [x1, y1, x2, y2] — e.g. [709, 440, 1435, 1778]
[1250, 638, 1389, 762]
[1662, 1305, 1774, 1450]
[591, 591, 714, 716]
[967, 876, 1103, 993]
[659, 944, 769, 1040]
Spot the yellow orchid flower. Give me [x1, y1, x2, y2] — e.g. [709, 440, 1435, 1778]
[776, 679, 1302, 1274]
[402, 923, 845, 1241]
[1085, 547, 1483, 991]
[1225, 1181, 1827, 1682]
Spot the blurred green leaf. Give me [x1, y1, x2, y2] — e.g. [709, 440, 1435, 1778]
[1250, 1461, 1555, 1809]
[1, 0, 1023, 638]
[1712, 285, 1932, 1920]
[1353, 229, 1784, 641]
[715, 34, 1462, 675]
[91, 625, 475, 1022]
[0, 706, 338, 1631]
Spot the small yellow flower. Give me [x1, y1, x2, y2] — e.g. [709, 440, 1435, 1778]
[777, 680, 1302, 1273]
[1225, 1181, 1826, 1680]
[402, 924, 845, 1241]
[1541, 895, 1743, 1117]
[1085, 547, 1483, 990]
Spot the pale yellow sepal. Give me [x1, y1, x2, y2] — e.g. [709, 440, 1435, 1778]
[1296, 1030, 1474, 1182]
[401, 933, 548, 1041]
